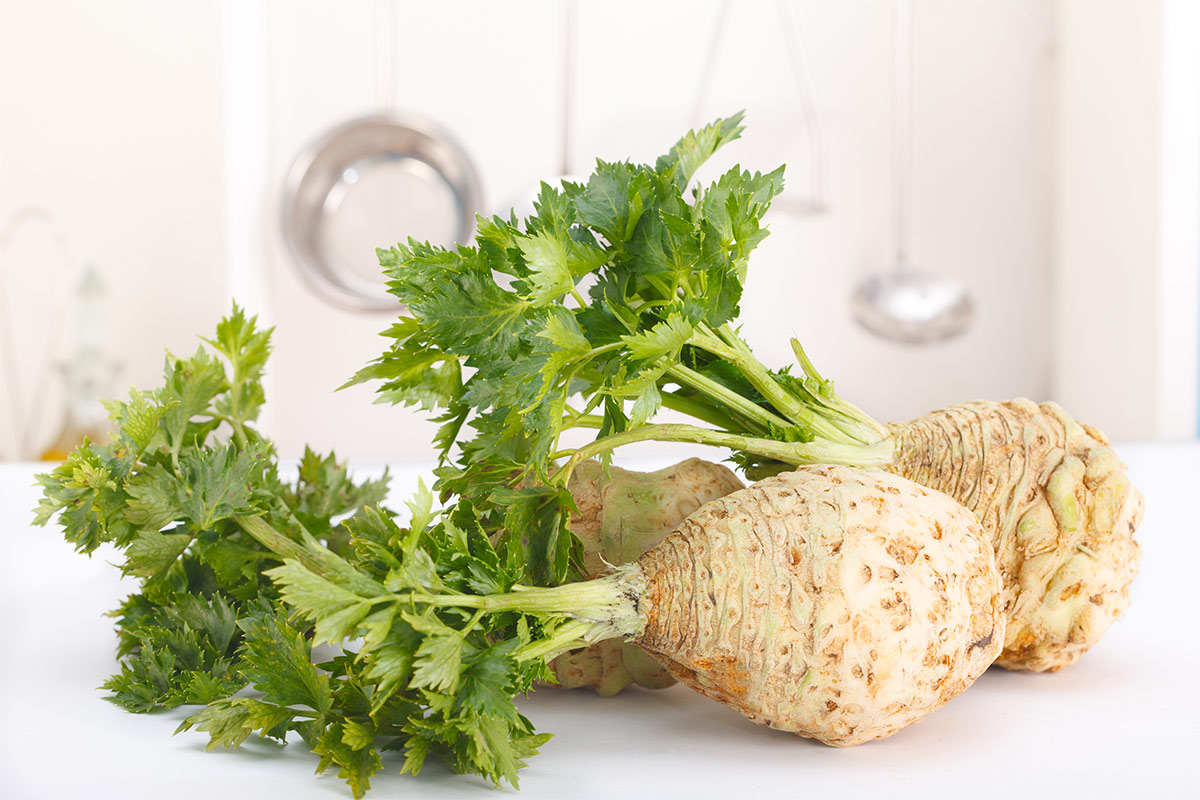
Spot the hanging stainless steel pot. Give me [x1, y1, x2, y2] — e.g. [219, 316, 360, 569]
[279, 0, 482, 312]
[281, 113, 480, 312]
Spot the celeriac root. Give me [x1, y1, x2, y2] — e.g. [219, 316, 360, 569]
[549, 458, 744, 694]
[890, 399, 1143, 671]
[561, 397, 1143, 678]
[633, 465, 1004, 745]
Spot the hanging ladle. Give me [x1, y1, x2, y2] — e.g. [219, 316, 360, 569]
[851, 0, 972, 344]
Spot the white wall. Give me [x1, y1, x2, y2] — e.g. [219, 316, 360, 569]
[7, 1, 1181, 462]
[1053, 0, 1200, 441]
[0, 0, 228, 459]
[257, 0, 1059, 460]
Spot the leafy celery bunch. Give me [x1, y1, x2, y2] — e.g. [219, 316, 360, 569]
[35, 307, 629, 794]
[351, 112, 888, 588]
[36, 306, 391, 712]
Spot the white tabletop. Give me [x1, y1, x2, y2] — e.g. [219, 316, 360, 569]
[1, 444, 1197, 799]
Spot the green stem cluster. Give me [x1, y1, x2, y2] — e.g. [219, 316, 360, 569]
[550, 325, 894, 489]
[236, 514, 645, 662]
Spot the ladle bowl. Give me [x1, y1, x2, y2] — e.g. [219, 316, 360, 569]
[851, 267, 974, 345]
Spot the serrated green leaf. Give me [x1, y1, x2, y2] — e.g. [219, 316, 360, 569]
[346, 328, 462, 412]
[267, 562, 372, 646]
[621, 313, 693, 362]
[384, 241, 530, 363]
[404, 623, 466, 693]
[404, 479, 435, 537]
[629, 382, 662, 427]
[123, 529, 192, 578]
[237, 611, 332, 716]
[289, 447, 391, 522]
[314, 721, 383, 800]
[205, 303, 272, 382]
[124, 463, 184, 531]
[575, 160, 650, 246]
[468, 712, 525, 788]
[399, 735, 430, 777]
[158, 348, 227, 451]
[655, 111, 745, 188]
[457, 640, 520, 720]
[204, 304, 272, 424]
[342, 718, 375, 751]
[527, 181, 576, 238]
[535, 305, 590, 353]
[195, 535, 272, 586]
[102, 388, 166, 454]
[384, 546, 445, 593]
[174, 443, 265, 529]
[364, 625, 421, 712]
[517, 231, 574, 306]
[179, 697, 297, 750]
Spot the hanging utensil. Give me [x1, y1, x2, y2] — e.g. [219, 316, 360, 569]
[851, 0, 972, 344]
[281, 0, 482, 312]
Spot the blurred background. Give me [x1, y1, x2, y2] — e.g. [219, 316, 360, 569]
[0, 0, 1197, 462]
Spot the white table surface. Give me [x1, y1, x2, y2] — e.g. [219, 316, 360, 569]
[2, 444, 1197, 800]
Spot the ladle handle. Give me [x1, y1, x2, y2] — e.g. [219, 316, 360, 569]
[893, 0, 913, 267]
[778, 0, 828, 213]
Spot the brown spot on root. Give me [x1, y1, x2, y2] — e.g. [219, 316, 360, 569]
[687, 655, 750, 700]
[969, 627, 995, 652]
[1060, 582, 1083, 601]
[648, 652, 759, 717]
[852, 614, 871, 644]
[886, 540, 920, 566]
[1089, 593, 1104, 606]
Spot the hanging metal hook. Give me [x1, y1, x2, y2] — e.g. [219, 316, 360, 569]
[776, 0, 828, 214]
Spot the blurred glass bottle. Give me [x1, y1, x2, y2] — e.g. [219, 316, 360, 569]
[40, 265, 118, 460]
